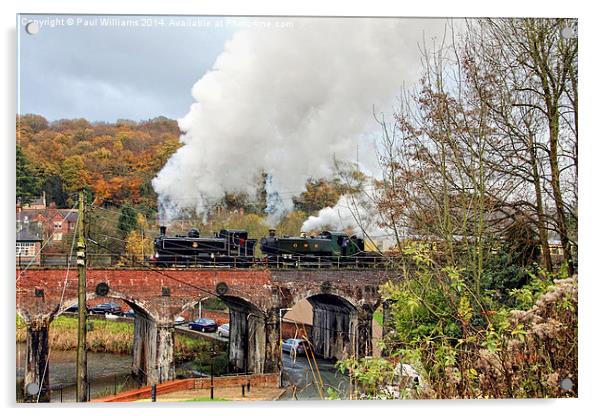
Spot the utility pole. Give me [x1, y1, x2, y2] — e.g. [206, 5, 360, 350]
[75, 190, 88, 402]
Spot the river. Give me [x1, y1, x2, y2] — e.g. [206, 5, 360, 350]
[16, 342, 345, 402]
[16, 342, 194, 402]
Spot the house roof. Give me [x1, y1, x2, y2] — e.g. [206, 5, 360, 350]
[16, 208, 78, 223]
[57, 209, 78, 221]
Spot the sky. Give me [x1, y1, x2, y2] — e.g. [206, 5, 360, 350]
[17, 14, 239, 122]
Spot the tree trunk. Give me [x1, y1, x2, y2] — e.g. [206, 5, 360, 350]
[527, 136, 553, 272]
[548, 111, 574, 275]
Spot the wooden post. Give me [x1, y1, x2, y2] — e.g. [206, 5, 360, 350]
[75, 190, 88, 402]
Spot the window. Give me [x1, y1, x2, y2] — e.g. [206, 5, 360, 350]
[54, 221, 62, 229]
[16, 242, 36, 257]
[53, 233, 63, 241]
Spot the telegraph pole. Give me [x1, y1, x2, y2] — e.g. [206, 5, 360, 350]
[75, 190, 88, 402]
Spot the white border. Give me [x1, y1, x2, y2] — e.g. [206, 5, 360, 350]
[2, 1, 600, 415]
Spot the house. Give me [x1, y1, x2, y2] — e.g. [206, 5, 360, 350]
[16, 193, 80, 266]
[16, 227, 43, 266]
[16, 199, 78, 243]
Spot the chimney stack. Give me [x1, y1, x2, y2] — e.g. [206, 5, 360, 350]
[269, 229, 276, 237]
[160, 226, 166, 236]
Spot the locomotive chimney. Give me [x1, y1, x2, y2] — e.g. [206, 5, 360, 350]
[269, 229, 276, 237]
[160, 226, 166, 236]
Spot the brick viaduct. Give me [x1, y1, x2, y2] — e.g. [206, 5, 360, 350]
[16, 267, 400, 401]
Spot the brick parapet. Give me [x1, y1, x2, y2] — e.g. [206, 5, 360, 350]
[93, 373, 280, 402]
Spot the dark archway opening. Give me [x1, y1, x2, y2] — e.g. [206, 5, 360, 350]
[306, 294, 359, 360]
[220, 296, 266, 374]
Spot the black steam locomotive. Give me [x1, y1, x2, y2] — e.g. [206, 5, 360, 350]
[151, 226, 257, 267]
[151, 226, 382, 268]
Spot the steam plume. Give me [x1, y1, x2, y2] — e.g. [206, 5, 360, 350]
[152, 18, 446, 222]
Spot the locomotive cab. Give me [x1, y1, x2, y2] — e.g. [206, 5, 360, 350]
[218, 229, 257, 256]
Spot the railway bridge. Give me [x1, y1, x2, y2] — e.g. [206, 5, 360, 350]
[16, 267, 400, 401]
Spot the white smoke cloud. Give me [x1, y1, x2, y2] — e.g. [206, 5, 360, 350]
[300, 195, 369, 235]
[152, 18, 447, 222]
[301, 194, 398, 250]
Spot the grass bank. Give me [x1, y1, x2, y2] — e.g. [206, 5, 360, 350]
[16, 316, 220, 361]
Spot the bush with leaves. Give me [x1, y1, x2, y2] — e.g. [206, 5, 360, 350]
[341, 243, 576, 399]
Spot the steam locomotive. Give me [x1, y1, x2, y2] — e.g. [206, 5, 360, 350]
[260, 229, 372, 267]
[151, 226, 383, 268]
[151, 226, 257, 267]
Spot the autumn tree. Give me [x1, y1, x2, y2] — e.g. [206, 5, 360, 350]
[16, 115, 181, 209]
[125, 213, 153, 261]
[60, 155, 90, 197]
[293, 178, 341, 213]
[276, 211, 307, 237]
[17, 114, 49, 133]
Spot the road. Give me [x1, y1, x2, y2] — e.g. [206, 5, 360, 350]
[280, 351, 350, 400]
[175, 324, 227, 343]
[176, 325, 347, 399]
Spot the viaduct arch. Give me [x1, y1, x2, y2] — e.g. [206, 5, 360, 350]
[16, 267, 398, 401]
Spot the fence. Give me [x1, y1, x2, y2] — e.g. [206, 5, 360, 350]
[18, 375, 140, 403]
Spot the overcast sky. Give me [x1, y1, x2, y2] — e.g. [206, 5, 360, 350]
[17, 14, 238, 122]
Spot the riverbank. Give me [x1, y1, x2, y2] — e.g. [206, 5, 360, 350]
[16, 316, 219, 361]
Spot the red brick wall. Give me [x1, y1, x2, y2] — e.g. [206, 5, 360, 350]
[93, 379, 195, 402]
[193, 373, 279, 389]
[201, 309, 229, 325]
[16, 268, 274, 318]
[281, 321, 312, 339]
[94, 373, 279, 402]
